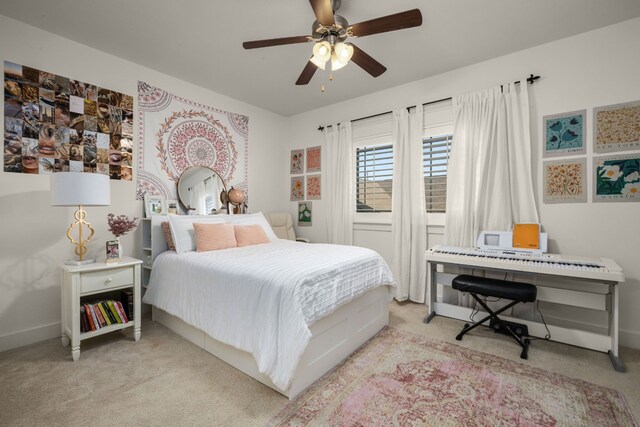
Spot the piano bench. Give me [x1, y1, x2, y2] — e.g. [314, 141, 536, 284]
[452, 275, 537, 359]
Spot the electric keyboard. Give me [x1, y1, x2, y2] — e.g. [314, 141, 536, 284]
[426, 245, 625, 283]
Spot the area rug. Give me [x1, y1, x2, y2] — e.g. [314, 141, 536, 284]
[269, 327, 636, 426]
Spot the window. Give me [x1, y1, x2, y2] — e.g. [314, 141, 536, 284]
[423, 134, 452, 213]
[356, 144, 393, 212]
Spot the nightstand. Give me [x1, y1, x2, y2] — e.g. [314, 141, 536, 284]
[60, 256, 142, 361]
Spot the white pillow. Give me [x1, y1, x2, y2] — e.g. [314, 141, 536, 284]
[168, 215, 226, 253]
[223, 212, 279, 242]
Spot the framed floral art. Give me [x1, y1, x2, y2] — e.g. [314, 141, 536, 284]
[593, 154, 640, 202]
[298, 201, 312, 226]
[307, 174, 321, 200]
[543, 110, 586, 158]
[594, 100, 640, 153]
[306, 145, 321, 173]
[290, 176, 304, 201]
[543, 158, 587, 204]
[291, 149, 304, 174]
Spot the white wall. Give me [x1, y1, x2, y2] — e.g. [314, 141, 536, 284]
[0, 15, 287, 351]
[284, 18, 640, 349]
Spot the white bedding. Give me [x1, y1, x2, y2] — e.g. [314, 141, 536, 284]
[142, 239, 395, 390]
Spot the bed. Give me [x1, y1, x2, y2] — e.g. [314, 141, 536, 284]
[142, 214, 395, 399]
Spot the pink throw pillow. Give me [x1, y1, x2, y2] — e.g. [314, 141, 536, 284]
[234, 224, 270, 247]
[193, 223, 237, 252]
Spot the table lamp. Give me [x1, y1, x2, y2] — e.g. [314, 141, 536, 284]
[50, 172, 111, 265]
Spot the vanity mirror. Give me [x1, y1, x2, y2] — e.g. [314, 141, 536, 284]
[177, 166, 227, 214]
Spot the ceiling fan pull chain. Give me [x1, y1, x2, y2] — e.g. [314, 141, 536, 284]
[321, 84, 325, 92]
[329, 72, 333, 81]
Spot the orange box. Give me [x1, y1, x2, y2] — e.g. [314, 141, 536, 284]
[512, 223, 540, 250]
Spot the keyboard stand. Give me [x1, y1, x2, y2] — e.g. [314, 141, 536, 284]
[424, 249, 626, 373]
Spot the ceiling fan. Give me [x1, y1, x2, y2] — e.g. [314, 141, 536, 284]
[242, 0, 422, 86]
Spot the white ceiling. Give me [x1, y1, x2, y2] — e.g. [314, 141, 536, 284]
[2, 0, 640, 116]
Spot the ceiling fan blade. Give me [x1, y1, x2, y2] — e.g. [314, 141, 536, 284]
[349, 9, 422, 38]
[350, 45, 387, 77]
[296, 59, 318, 85]
[309, 0, 335, 26]
[243, 35, 310, 50]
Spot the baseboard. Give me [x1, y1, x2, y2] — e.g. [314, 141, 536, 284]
[538, 314, 640, 350]
[0, 322, 60, 353]
[620, 328, 640, 350]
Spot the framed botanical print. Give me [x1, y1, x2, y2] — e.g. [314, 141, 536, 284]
[543, 110, 586, 157]
[298, 201, 312, 226]
[543, 158, 587, 203]
[594, 100, 640, 153]
[593, 154, 640, 202]
[290, 176, 304, 201]
[306, 145, 321, 173]
[290, 149, 304, 174]
[306, 174, 321, 200]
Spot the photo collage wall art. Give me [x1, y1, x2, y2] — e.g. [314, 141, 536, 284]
[4, 61, 134, 180]
[290, 145, 321, 225]
[542, 100, 640, 204]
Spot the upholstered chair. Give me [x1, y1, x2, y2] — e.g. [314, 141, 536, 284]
[265, 213, 310, 243]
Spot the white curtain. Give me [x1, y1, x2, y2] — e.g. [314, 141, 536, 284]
[325, 122, 354, 245]
[391, 106, 427, 302]
[445, 83, 538, 248]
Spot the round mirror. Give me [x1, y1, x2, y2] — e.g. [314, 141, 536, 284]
[177, 166, 227, 215]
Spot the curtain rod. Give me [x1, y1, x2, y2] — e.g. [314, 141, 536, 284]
[317, 74, 541, 131]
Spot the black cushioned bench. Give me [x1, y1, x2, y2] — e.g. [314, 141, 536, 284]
[452, 274, 537, 359]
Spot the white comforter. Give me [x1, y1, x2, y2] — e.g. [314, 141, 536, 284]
[142, 239, 395, 390]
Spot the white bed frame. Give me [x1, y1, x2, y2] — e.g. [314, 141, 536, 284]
[147, 216, 390, 399]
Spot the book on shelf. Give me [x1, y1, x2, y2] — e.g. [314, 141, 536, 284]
[114, 300, 129, 323]
[80, 299, 133, 331]
[84, 304, 96, 331]
[93, 304, 107, 328]
[80, 305, 90, 332]
[107, 300, 123, 323]
[101, 301, 117, 324]
[97, 302, 113, 325]
[120, 290, 134, 320]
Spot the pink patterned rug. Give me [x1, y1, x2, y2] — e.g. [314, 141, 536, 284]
[269, 327, 636, 426]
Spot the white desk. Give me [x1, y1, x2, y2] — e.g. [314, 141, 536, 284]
[424, 246, 626, 372]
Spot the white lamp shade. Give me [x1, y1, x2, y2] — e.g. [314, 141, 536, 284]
[50, 172, 111, 206]
[334, 42, 354, 62]
[312, 41, 331, 64]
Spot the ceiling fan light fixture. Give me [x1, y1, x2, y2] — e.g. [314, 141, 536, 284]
[334, 42, 354, 62]
[330, 51, 348, 71]
[309, 55, 326, 70]
[312, 40, 331, 65]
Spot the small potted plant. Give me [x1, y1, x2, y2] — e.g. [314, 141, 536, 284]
[107, 213, 139, 256]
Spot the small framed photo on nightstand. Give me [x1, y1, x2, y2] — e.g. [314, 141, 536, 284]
[106, 240, 120, 263]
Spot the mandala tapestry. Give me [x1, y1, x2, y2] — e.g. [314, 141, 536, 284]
[136, 81, 248, 201]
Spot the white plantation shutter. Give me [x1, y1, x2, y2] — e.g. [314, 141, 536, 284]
[356, 144, 393, 212]
[423, 134, 452, 213]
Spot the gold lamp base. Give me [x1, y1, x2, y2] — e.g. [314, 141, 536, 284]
[64, 205, 97, 265]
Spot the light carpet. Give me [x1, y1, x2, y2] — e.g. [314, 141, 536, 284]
[1, 302, 638, 426]
[269, 327, 636, 426]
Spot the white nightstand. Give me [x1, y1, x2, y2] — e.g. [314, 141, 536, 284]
[60, 256, 142, 361]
